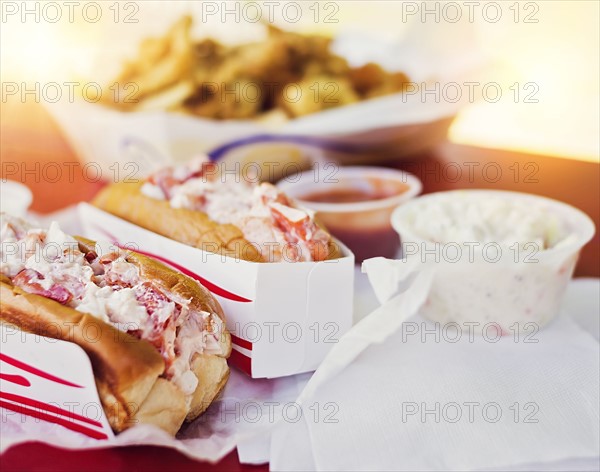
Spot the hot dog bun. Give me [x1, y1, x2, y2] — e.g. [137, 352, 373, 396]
[93, 181, 264, 262]
[0, 237, 231, 435]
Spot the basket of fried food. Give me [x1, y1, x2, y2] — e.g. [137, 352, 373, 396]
[101, 15, 411, 121]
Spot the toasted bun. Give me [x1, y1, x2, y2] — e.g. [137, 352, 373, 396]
[93, 182, 264, 262]
[0, 280, 165, 432]
[186, 354, 230, 421]
[93, 181, 341, 262]
[131, 378, 187, 436]
[0, 240, 231, 435]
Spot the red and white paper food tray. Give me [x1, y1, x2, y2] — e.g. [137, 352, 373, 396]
[77, 203, 355, 378]
[0, 324, 114, 444]
[0, 320, 315, 460]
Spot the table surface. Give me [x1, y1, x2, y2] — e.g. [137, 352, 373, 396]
[1, 98, 598, 471]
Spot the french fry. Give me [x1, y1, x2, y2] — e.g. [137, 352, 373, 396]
[102, 15, 409, 120]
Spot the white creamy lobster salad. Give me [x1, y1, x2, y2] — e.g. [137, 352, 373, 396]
[141, 157, 332, 262]
[404, 194, 573, 251]
[0, 214, 223, 397]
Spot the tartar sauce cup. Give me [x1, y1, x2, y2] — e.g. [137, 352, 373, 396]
[277, 166, 422, 263]
[391, 190, 596, 333]
[0, 180, 33, 217]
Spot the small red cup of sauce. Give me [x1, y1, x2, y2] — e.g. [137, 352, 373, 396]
[277, 167, 422, 263]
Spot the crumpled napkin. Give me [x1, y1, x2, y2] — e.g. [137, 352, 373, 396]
[270, 261, 600, 471]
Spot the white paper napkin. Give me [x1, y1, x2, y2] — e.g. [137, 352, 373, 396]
[270, 269, 600, 471]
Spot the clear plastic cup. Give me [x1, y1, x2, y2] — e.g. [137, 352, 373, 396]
[391, 190, 596, 333]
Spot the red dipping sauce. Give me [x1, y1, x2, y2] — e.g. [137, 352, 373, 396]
[277, 167, 422, 264]
[302, 188, 400, 204]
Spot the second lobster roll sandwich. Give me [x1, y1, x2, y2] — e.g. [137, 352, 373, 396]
[93, 157, 341, 263]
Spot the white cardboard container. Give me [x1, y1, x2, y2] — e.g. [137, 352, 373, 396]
[77, 203, 354, 378]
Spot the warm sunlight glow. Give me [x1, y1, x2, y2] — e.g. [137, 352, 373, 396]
[449, 1, 599, 162]
[1, 1, 598, 161]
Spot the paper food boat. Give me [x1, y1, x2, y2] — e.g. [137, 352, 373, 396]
[0, 325, 114, 444]
[77, 203, 355, 378]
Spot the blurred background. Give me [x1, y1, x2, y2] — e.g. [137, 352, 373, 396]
[2, 0, 598, 161]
